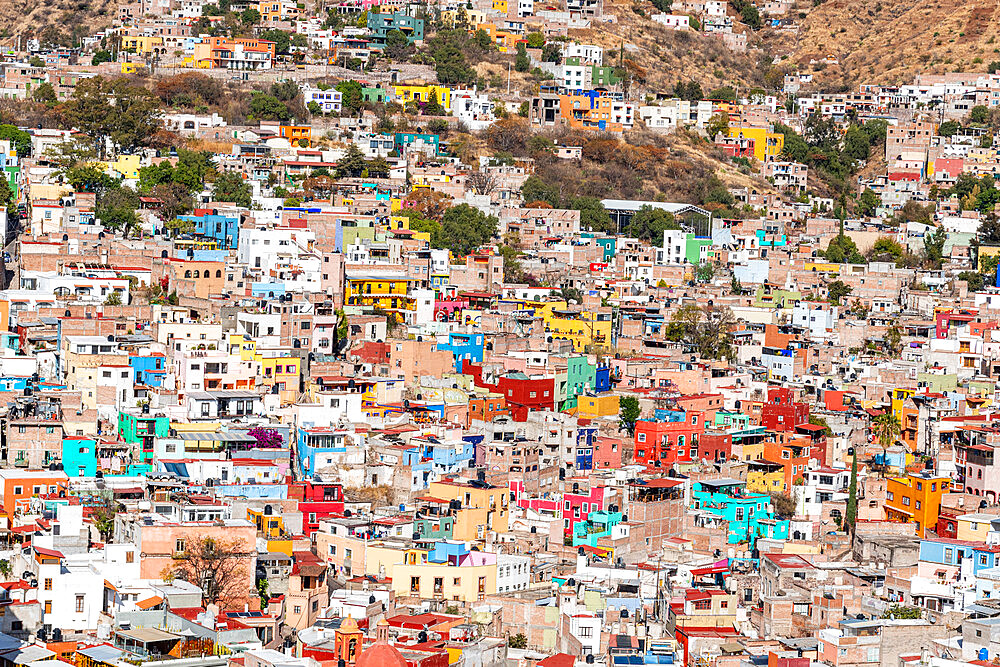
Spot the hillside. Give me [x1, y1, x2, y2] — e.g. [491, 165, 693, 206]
[0, 0, 116, 43]
[570, 0, 769, 93]
[768, 0, 1000, 89]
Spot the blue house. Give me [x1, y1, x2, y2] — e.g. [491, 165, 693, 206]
[297, 426, 351, 475]
[394, 132, 441, 155]
[437, 332, 484, 373]
[575, 425, 597, 471]
[367, 12, 425, 46]
[177, 212, 240, 249]
[130, 353, 166, 387]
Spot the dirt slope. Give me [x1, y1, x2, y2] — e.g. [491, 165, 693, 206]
[769, 0, 1000, 88]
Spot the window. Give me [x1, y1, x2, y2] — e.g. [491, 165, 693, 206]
[44, 578, 52, 591]
[312, 600, 319, 612]
[126, 551, 135, 563]
[76, 595, 84, 613]
[693, 600, 711, 610]
[175, 539, 186, 553]
[44, 601, 51, 614]
[945, 548, 953, 563]
[410, 576, 420, 593]
[293, 606, 301, 614]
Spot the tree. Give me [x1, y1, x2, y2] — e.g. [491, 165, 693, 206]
[695, 261, 714, 282]
[0, 125, 32, 157]
[468, 169, 499, 196]
[32, 81, 57, 106]
[168, 536, 251, 606]
[938, 120, 961, 137]
[570, 196, 613, 234]
[241, 7, 261, 24]
[90, 490, 119, 542]
[652, 0, 672, 11]
[260, 28, 291, 54]
[619, 396, 640, 435]
[508, 633, 528, 649]
[625, 205, 679, 243]
[307, 100, 322, 115]
[868, 237, 904, 263]
[385, 29, 411, 58]
[731, 276, 742, 294]
[844, 448, 858, 538]
[151, 182, 195, 220]
[247, 426, 283, 449]
[541, 43, 561, 62]
[808, 414, 832, 436]
[923, 225, 946, 268]
[335, 80, 364, 115]
[438, 204, 499, 255]
[484, 117, 529, 154]
[872, 412, 901, 473]
[857, 188, 880, 217]
[769, 492, 795, 518]
[823, 231, 864, 264]
[248, 92, 291, 121]
[212, 171, 253, 207]
[514, 43, 530, 72]
[104, 291, 123, 306]
[843, 125, 871, 161]
[706, 111, 729, 139]
[970, 105, 990, 124]
[64, 77, 162, 157]
[29, 55, 44, 67]
[882, 605, 922, 620]
[335, 144, 369, 178]
[92, 50, 113, 66]
[740, 3, 761, 29]
[164, 217, 196, 236]
[827, 280, 852, 305]
[0, 559, 10, 579]
[0, 178, 13, 212]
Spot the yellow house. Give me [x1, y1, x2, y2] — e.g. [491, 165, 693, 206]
[98, 154, 142, 180]
[746, 460, 786, 494]
[889, 387, 914, 423]
[345, 274, 417, 322]
[259, 351, 300, 403]
[955, 513, 1000, 542]
[726, 126, 784, 162]
[472, 23, 521, 53]
[121, 35, 163, 55]
[491, 0, 508, 12]
[575, 394, 619, 418]
[391, 559, 496, 602]
[120, 61, 147, 74]
[428, 480, 509, 538]
[979, 246, 1000, 272]
[392, 84, 451, 112]
[545, 308, 612, 352]
[440, 8, 487, 28]
[802, 261, 840, 272]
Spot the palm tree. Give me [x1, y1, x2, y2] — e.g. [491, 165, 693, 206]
[872, 412, 901, 476]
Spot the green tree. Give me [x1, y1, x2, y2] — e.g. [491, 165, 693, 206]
[307, 100, 322, 115]
[541, 43, 561, 62]
[937, 120, 961, 137]
[827, 280, 852, 305]
[618, 396, 640, 435]
[385, 29, 411, 58]
[0, 178, 14, 211]
[335, 144, 369, 178]
[868, 237, 904, 263]
[438, 204, 499, 255]
[707, 86, 737, 103]
[843, 125, 871, 161]
[0, 125, 31, 157]
[241, 7, 261, 23]
[64, 77, 161, 157]
[526, 32, 545, 48]
[872, 412, 901, 474]
[514, 43, 530, 72]
[29, 55, 44, 67]
[32, 81, 57, 106]
[970, 104, 990, 124]
[336, 80, 364, 115]
[625, 205, 679, 243]
[508, 633, 528, 649]
[91, 49, 113, 66]
[260, 28, 291, 54]
[248, 92, 290, 121]
[740, 3, 761, 29]
[881, 605, 922, 620]
[695, 261, 714, 282]
[706, 111, 729, 139]
[97, 187, 141, 237]
[731, 276, 742, 294]
[652, 0, 672, 10]
[823, 228, 864, 264]
[844, 448, 858, 538]
[212, 171, 253, 207]
[857, 188, 880, 217]
[923, 225, 946, 268]
[104, 291, 123, 306]
[164, 217, 196, 237]
[569, 196, 613, 233]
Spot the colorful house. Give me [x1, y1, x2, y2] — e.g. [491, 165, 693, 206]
[691, 479, 790, 545]
[885, 471, 952, 537]
[726, 126, 784, 161]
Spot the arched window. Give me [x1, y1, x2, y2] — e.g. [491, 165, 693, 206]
[216, 270, 222, 278]
[184, 270, 192, 278]
[193, 270, 200, 278]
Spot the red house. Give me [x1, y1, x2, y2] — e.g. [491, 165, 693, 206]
[761, 386, 809, 432]
[463, 361, 554, 421]
[289, 480, 345, 537]
[633, 412, 706, 468]
[593, 436, 623, 469]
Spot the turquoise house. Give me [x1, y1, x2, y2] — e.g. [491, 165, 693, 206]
[691, 479, 789, 545]
[572, 510, 623, 548]
[414, 515, 455, 540]
[63, 438, 97, 477]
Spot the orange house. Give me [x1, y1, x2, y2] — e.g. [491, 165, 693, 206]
[0, 470, 69, 518]
[280, 125, 312, 146]
[885, 471, 951, 537]
[468, 393, 509, 427]
[764, 435, 811, 489]
[559, 93, 635, 133]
